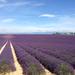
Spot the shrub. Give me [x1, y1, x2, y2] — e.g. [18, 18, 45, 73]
[27, 64, 44, 75]
[58, 63, 74, 75]
[0, 60, 12, 75]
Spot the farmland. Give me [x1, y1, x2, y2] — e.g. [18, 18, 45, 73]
[0, 34, 75, 75]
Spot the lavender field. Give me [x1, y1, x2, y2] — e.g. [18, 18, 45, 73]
[0, 34, 75, 75]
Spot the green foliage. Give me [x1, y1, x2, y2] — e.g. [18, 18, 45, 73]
[28, 64, 45, 75]
[0, 60, 12, 75]
[58, 63, 74, 75]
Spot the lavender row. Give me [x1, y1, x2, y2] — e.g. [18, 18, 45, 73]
[18, 40, 75, 68]
[18, 44, 74, 75]
[0, 40, 6, 49]
[0, 43, 16, 71]
[13, 43, 45, 75]
[33, 47, 75, 68]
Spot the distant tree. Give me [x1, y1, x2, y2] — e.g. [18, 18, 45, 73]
[0, 60, 12, 75]
[54, 32, 61, 35]
[58, 63, 74, 75]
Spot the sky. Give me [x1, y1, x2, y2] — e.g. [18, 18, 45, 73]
[0, 0, 75, 34]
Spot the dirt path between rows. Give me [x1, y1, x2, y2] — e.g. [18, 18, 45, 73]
[8, 42, 23, 75]
[0, 42, 7, 54]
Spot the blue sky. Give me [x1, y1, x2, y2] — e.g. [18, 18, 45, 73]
[0, 0, 75, 33]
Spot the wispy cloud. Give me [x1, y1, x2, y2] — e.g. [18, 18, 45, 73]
[39, 14, 56, 18]
[1, 18, 15, 23]
[55, 16, 75, 27]
[1, 15, 75, 33]
[6, 2, 30, 6]
[32, 3, 44, 7]
[0, 0, 7, 3]
[0, 1, 44, 8]
[0, 1, 30, 8]
[0, 26, 54, 34]
[0, 4, 4, 8]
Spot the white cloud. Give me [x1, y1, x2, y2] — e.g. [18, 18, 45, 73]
[55, 16, 75, 27]
[39, 14, 56, 18]
[0, 15, 75, 33]
[2, 18, 15, 23]
[0, 23, 75, 34]
[45, 15, 75, 32]
[0, 26, 53, 34]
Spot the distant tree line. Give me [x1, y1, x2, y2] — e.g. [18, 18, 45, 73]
[53, 32, 75, 35]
